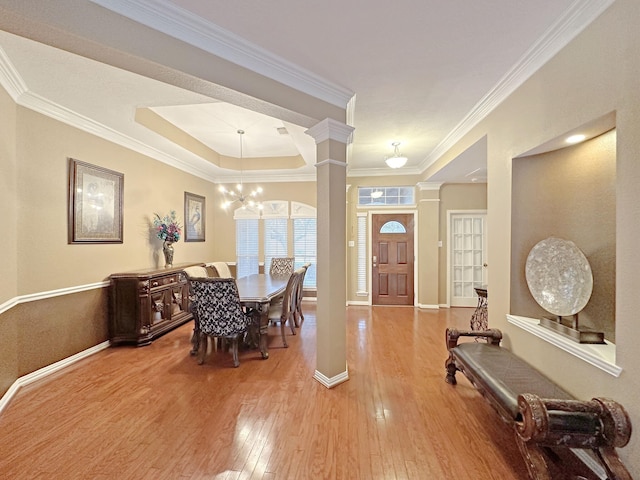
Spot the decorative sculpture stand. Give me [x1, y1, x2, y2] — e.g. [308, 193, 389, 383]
[539, 314, 604, 344]
[470, 286, 488, 331]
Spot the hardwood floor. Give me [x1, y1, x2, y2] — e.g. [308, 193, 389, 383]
[0, 305, 529, 479]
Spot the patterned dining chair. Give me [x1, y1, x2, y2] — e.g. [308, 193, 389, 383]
[183, 265, 211, 355]
[267, 269, 302, 347]
[269, 257, 294, 276]
[188, 277, 255, 367]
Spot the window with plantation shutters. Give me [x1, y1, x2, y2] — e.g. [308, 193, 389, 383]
[262, 200, 289, 274]
[264, 218, 288, 273]
[235, 218, 259, 278]
[356, 213, 368, 295]
[292, 202, 317, 288]
[293, 217, 316, 288]
[233, 201, 316, 287]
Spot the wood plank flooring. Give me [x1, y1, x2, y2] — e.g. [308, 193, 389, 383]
[0, 305, 529, 479]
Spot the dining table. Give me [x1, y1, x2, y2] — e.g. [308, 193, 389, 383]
[236, 273, 289, 359]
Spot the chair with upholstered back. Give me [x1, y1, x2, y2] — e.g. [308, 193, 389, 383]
[293, 263, 311, 327]
[267, 268, 303, 347]
[188, 277, 254, 367]
[183, 265, 209, 280]
[209, 261, 233, 278]
[183, 265, 211, 354]
[269, 257, 294, 276]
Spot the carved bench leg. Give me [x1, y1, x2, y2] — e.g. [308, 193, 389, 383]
[595, 447, 634, 480]
[515, 435, 552, 480]
[445, 355, 458, 385]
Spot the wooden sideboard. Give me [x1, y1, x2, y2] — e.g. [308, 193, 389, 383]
[109, 263, 202, 346]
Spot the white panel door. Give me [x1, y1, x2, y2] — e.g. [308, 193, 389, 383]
[450, 212, 487, 307]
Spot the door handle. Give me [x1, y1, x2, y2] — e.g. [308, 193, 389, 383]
[372, 255, 377, 267]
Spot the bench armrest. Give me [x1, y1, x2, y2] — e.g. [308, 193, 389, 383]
[446, 328, 502, 350]
[516, 393, 632, 449]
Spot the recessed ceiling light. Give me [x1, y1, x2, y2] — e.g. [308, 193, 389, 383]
[566, 134, 586, 144]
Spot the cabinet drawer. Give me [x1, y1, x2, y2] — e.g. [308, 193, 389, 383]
[149, 274, 181, 289]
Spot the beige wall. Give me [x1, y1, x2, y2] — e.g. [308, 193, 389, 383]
[511, 130, 616, 340]
[425, 0, 640, 473]
[0, 86, 18, 303]
[14, 108, 217, 294]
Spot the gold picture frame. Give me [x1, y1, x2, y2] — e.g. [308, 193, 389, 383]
[184, 191, 205, 242]
[68, 158, 124, 243]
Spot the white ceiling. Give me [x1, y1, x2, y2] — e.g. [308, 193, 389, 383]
[0, 0, 613, 184]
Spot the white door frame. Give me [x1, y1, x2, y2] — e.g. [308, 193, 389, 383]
[446, 209, 487, 308]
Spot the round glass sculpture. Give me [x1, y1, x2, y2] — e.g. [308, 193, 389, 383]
[525, 237, 593, 317]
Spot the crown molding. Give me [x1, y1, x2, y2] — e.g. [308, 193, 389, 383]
[1, 50, 319, 184]
[420, 0, 615, 172]
[16, 90, 219, 182]
[88, 0, 354, 109]
[0, 46, 28, 100]
[417, 182, 444, 191]
[346, 165, 422, 177]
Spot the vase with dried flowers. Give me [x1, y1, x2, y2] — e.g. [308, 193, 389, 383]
[153, 211, 182, 267]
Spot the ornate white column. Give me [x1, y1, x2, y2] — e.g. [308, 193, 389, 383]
[305, 118, 354, 388]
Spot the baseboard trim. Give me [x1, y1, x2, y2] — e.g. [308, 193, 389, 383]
[314, 367, 349, 389]
[0, 340, 111, 416]
[417, 303, 440, 309]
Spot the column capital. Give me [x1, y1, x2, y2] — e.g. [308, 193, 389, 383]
[305, 118, 354, 145]
[417, 182, 444, 191]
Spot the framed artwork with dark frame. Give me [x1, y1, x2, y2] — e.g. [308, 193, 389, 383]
[184, 191, 205, 242]
[68, 158, 124, 244]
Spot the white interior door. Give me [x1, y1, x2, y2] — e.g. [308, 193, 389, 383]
[449, 212, 487, 307]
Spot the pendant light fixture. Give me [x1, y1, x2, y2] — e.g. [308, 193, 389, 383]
[219, 129, 263, 210]
[385, 141, 408, 169]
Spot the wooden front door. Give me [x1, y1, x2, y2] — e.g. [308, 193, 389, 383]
[372, 213, 414, 305]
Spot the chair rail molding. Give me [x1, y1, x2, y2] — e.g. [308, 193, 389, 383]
[0, 281, 110, 316]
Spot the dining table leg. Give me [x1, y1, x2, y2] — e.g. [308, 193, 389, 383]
[243, 301, 270, 359]
[256, 302, 270, 359]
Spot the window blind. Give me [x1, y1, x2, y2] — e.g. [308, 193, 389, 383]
[357, 214, 368, 294]
[236, 218, 259, 278]
[264, 218, 288, 274]
[293, 217, 317, 288]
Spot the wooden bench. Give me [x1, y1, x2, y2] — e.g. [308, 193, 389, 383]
[445, 328, 632, 480]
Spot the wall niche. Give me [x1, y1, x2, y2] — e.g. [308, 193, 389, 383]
[510, 128, 616, 342]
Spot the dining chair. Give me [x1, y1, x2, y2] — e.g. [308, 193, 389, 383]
[269, 257, 294, 276]
[183, 265, 209, 279]
[208, 261, 233, 278]
[188, 277, 255, 367]
[183, 265, 212, 355]
[293, 263, 311, 328]
[267, 269, 302, 348]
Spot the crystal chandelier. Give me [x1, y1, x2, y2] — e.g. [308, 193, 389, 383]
[385, 141, 408, 169]
[219, 129, 263, 210]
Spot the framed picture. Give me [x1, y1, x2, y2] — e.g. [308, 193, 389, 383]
[68, 158, 124, 243]
[184, 191, 205, 242]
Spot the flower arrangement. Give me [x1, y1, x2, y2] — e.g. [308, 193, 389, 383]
[153, 210, 182, 243]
